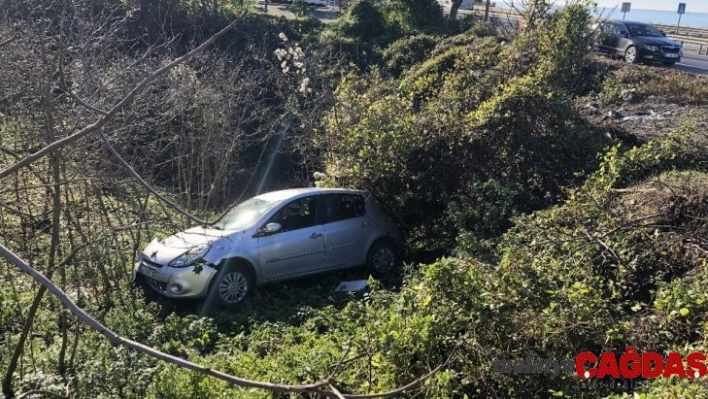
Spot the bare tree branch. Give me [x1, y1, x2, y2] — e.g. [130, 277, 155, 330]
[58, 49, 108, 116]
[0, 242, 445, 398]
[0, 241, 330, 394]
[0, 15, 244, 181]
[343, 361, 449, 399]
[98, 130, 207, 224]
[0, 36, 19, 48]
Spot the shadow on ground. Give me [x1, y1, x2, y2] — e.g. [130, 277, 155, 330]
[134, 265, 405, 335]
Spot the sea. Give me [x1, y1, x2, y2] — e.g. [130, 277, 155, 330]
[493, 3, 708, 28]
[593, 8, 708, 28]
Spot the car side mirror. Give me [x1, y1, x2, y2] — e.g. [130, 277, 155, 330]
[660, 31, 667, 37]
[619, 31, 629, 38]
[265, 222, 282, 233]
[253, 222, 282, 238]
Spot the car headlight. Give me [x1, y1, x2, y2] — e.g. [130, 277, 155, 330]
[643, 44, 659, 52]
[168, 244, 211, 268]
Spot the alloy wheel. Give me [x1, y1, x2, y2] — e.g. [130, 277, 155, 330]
[372, 246, 396, 273]
[218, 272, 249, 304]
[625, 47, 636, 63]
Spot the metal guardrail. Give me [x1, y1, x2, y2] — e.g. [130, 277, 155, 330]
[654, 23, 708, 39]
[654, 24, 708, 56]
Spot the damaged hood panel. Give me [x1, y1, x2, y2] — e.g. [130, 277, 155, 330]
[142, 226, 232, 265]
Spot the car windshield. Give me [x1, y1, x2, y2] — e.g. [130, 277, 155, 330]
[627, 24, 663, 37]
[213, 198, 281, 231]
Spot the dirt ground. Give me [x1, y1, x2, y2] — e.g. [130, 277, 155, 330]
[577, 62, 708, 142]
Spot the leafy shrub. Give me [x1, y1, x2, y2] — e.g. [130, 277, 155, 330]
[460, 17, 495, 37]
[382, 34, 439, 76]
[379, 0, 446, 34]
[320, 4, 605, 258]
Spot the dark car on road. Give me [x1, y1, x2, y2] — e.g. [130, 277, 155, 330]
[593, 20, 683, 66]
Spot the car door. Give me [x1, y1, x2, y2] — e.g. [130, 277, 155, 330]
[256, 195, 325, 281]
[597, 22, 614, 53]
[322, 193, 371, 269]
[611, 22, 629, 55]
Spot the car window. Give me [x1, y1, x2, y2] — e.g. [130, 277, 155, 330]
[213, 197, 281, 230]
[613, 23, 626, 35]
[626, 24, 662, 37]
[597, 22, 614, 41]
[324, 194, 366, 223]
[266, 196, 319, 232]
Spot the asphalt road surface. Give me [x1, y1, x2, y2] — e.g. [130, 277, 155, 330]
[675, 55, 708, 75]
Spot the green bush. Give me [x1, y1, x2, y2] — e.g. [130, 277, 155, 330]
[319, 4, 604, 257]
[382, 34, 440, 76]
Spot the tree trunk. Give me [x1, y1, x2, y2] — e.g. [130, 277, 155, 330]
[484, 0, 491, 21]
[450, 0, 462, 22]
[2, 285, 48, 398]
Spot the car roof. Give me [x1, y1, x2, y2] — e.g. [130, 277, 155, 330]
[609, 20, 651, 25]
[252, 187, 368, 202]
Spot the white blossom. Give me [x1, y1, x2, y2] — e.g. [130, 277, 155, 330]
[278, 32, 288, 42]
[299, 77, 310, 93]
[274, 48, 287, 60]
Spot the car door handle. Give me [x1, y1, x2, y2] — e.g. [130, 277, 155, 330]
[309, 233, 323, 239]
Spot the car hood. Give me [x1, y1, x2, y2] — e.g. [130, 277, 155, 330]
[141, 226, 232, 265]
[633, 36, 681, 47]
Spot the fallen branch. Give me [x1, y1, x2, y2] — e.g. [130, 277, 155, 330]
[329, 383, 347, 399]
[15, 389, 67, 399]
[610, 188, 658, 193]
[0, 243, 446, 398]
[0, 14, 244, 181]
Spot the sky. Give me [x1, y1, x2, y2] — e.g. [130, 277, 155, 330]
[595, 1, 708, 13]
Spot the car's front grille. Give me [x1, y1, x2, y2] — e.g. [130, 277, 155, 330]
[140, 255, 164, 268]
[145, 277, 167, 292]
[661, 46, 680, 53]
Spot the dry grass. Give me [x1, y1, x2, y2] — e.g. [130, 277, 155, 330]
[602, 61, 708, 105]
[620, 170, 708, 273]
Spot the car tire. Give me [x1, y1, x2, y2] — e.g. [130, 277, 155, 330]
[624, 46, 639, 64]
[366, 240, 399, 277]
[209, 263, 254, 308]
[662, 61, 675, 66]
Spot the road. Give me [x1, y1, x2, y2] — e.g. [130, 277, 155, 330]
[675, 55, 708, 74]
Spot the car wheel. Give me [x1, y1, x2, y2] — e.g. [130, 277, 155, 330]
[210, 264, 254, 308]
[624, 46, 638, 64]
[662, 61, 675, 66]
[366, 240, 399, 277]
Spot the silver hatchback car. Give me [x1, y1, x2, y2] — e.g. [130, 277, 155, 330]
[133, 188, 403, 307]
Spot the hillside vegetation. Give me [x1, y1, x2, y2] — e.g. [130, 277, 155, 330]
[1, 0, 708, 398]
